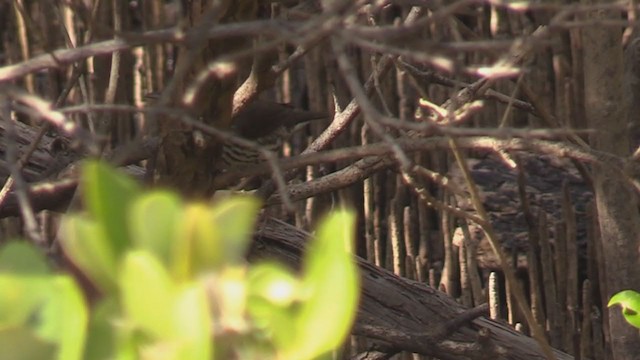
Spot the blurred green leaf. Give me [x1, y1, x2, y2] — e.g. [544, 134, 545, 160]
[0, 166, 362, 360]
[82, 161, 140, 256]
[130, 192, 183, 265]
[0, 274, 50, 327]
[248, 263, 298, 308]
[210, 267, 249, 335]
[36, 276, 87, 360]
[290, 210, 359, 359]
[172, 205, 218, 280]
[211, 196, 261, 264]
[119, 251, 175, 339]
[0, 264, 86, 360]
[248, 263, 299, 352]
[113, 321, 140, 360]
[83, 299, 118, 360]
[172, 197, 261, 280]
[0, 327, 56, 360]
[609, 290, 640, 329]
[138, 341, 181, 360]
[60, 215, 117, 292]
[171, 283, 213, 360]
[0, 242, 50, 274]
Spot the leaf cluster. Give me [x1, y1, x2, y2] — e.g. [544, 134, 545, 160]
[0, 161, 360, 360]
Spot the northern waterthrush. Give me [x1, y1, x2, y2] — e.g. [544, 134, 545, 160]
[219, 99, 327, 170]
[144, 93, 326, 172]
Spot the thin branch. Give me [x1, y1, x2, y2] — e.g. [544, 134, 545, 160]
[0, 21, 301, 83]
[448, 138, 556, 360]
[0, 94, 42, 245]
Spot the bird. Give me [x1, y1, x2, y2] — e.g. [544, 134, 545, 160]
[144, 93, 327, 167]
[219, 99, 327, 170]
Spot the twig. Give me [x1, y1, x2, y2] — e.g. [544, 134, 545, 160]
[4, 86, 98, 152]
[0, 21, 306, 83]
[212, 135, 622, 188]
[397, 60, 537, 114]
[0, 94, 42, 245]
[257, 6, 428, 199]
[448, 138, 556, 360]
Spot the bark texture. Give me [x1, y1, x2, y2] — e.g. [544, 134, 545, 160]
[582, 4, 640, 358]
[251, 218, 574, 360]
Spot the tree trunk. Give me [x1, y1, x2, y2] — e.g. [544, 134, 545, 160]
[581, 3, 640, 358]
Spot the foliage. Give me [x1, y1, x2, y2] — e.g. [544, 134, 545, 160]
[0, 161, 360, 360]
[608, 290, 640, 330]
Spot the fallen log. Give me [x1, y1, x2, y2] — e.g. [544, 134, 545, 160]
[252, 218, 573, 360]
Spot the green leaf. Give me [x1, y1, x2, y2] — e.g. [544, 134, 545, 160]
[211, 196, 261, 264]
[0, 327, 56, 360]
[0, 274, 50, 327]
[130, 192, 183, 265]
[207, 267, 248, 335]
[289, 210, 360, 359]
[0, 242, 50, 275]
[609, 290, 640, 329]
[36, 276, 88, 360]
[113, 320, 139, 360]
[171, 196, 260, 280]
[248, 263, 298, 308]
[119, 251, 176, 339]
[247, 263, 299, 351]
[83, 299, 119, 360]
[171, 205, 219, 280]
[82, 161, 140, 256]
[0, 272, 86, 359]
[171, 283, 213, 360]
[60, 215, 118, 292]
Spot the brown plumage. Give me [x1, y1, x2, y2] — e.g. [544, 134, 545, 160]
[145, 93, 327, 170]
[230, 99, 327, 140]
[220, 100, 328, 169]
